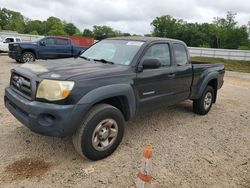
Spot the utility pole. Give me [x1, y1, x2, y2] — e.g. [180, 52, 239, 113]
[44, 22, 46, 36]
[248, 20, 250, 39]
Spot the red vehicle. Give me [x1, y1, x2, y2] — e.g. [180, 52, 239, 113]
[61, 36, 94, 47]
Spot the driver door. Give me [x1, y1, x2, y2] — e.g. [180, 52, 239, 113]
[37, 38, 57, 59]
[135, 43, 176, 113]
[2, 38, 14, 51]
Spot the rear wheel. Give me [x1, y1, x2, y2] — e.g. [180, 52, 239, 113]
[21, 52, 35, 63]
[72, 104, 125, 161]
[193, 86, 214, 115]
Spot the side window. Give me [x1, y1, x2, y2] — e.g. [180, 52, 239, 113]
[45, 38, 56, 45]
[142, 43, 171, 66]
[5, 38, 14, 43]
[16, 38, 21, 42]
[55, 39, 69, 45]
[173, 44, 188, 66]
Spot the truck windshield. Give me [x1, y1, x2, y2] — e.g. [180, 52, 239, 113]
[80, 39, 144, 65]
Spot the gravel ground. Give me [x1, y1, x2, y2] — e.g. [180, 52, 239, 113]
[0, 55, 249, 188]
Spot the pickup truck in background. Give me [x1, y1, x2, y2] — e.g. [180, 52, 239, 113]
[8, 36, 88, 63]
[0, 36, 21, 52]
[4, 37, 225, 160]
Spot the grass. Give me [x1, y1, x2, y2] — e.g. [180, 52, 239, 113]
[191, 57, 250, 73]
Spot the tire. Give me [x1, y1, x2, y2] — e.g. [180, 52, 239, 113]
[21, 51, 35, 63]
[193, 86, 214, 115]
[72, 104, 125, 161]
[15, 59, 21, 63]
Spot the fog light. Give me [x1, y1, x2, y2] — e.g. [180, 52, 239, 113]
[38, 114, 55, 127]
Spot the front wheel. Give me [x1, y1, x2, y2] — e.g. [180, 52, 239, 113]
[21, 52, 35, 63]
[72, 104, 125, 161]
[193, 86, 214, 115]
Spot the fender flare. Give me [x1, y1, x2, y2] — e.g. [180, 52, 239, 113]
[77, 84, 136, 119]
[193, 72, 219, 99]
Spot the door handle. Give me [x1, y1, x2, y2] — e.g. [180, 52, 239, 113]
[168, 73, 175, 79]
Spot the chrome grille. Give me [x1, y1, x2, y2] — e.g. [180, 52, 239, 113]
[11, 72, 32, 98]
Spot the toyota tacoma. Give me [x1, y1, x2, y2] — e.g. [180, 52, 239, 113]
[4, 37, 225, 160]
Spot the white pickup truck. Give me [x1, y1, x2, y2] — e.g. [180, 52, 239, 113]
[0, 37, 21, 52]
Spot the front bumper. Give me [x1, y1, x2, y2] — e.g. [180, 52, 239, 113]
[4, 87, 88, 137]
[8, 51, 22, 60]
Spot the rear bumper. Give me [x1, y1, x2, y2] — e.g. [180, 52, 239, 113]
[4, 87, 88, 137]
[8, 51, 22, 60]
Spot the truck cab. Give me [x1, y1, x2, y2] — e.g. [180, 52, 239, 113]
[0, 36, 21, 52]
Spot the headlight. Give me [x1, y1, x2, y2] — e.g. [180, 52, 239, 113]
[36, 80, 75, 101]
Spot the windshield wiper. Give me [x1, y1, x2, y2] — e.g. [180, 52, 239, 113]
[79, 56, 91, 61]
[93, 59, 114, 64]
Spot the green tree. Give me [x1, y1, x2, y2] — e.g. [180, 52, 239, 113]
[144, 34, 152, 37]
[47, 25, 67, 35]
[151, 15, 183, 38]
[64, 23, 79, 35]
[82, 29, 93, 37]
[0, 8, 25, 33]
[25, 20, 44, 35]
[213, 11, 249, 49]
[29, 30, 39, 35]
[122, 33, 131, 37]
[45, 17, 66, 35]
[92, 25, 117, 40]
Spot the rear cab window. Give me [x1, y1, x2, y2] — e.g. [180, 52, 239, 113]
[173, 43, 188, 66]
[55, 39, 70, 45]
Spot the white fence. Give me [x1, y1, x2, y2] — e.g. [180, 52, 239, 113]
[0, 31, 43, 42]
[188, 47, 250, 61]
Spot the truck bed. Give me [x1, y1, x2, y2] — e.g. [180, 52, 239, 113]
[190, 61, 225, 99]
[192, 60, 225, 72]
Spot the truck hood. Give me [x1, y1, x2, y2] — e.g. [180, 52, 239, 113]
[17, 42, 38, 45]
[16, 58, 130, 80]
[9, 42, 38, 47]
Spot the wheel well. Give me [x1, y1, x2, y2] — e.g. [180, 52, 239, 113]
[207, 79, 217, 103]
[22, 49, 36, 58]
[94, 96, 130, 121]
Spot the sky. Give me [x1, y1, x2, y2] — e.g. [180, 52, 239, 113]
[0, 0, 250, 34]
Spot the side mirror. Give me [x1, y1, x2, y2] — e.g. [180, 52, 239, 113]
[142, 59, 161, 69]
[40, 41, 46, 46]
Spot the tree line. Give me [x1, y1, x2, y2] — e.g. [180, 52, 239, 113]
[151, 12, 250, 49]
[0, 8, 249, 49]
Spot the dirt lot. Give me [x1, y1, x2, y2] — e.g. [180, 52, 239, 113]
[0, 55, 249, 188]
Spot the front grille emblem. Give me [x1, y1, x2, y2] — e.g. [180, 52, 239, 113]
[11, 73, 32, 98]
[16, 78, 23, 88]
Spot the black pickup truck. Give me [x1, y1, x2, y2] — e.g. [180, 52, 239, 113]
[4, 37, 225, 160]
[8, 36, 87, 63]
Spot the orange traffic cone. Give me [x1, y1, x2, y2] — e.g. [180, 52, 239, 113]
[135, 144, 153, 188]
